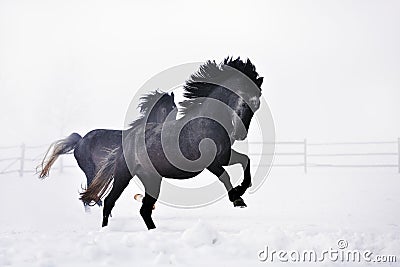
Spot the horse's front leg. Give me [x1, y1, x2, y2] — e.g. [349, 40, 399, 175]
[207, 164, 247, 208]
[137, 172, 162, 230]
[228, 149, 251, 197]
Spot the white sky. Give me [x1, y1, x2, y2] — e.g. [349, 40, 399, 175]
[0, 0, 399, 145]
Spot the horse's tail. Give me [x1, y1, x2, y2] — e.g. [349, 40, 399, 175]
[38, 133, 82, 178]
[80, 147, 121, 205]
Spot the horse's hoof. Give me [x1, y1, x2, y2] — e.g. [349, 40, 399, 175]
[102, 216, 109, 227]
[233, 198, 247, 208]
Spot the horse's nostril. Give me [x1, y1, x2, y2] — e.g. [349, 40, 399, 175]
[252, 101, 258, 109]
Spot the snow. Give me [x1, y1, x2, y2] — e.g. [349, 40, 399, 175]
[1, 0, 400, 265]
[0, 167, 399, 266]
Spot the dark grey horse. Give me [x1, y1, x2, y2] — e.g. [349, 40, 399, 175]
[81, 57, 264, 229]
[39, 91, 177, 211]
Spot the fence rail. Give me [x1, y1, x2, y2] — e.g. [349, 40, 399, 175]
[1, 139, 399, 176]
[262, 138, 400, 173]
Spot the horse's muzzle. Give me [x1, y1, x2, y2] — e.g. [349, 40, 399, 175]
[232, 131, 247, 141]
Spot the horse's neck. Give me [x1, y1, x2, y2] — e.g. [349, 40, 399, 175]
[179, 100, 233, 131]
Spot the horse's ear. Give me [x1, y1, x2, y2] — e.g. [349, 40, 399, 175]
[256, 77, 264, 87]
[171, 92, 175, 100]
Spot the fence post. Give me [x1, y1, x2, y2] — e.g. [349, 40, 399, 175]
[398, 138, 400, 174]
[304, 138, 307, 174]
[19, 143, 25, 177]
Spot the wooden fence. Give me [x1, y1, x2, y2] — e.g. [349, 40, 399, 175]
[1, 139, 399, 176]
[251, 139, 400, 173]
[0, 143, 76, 177]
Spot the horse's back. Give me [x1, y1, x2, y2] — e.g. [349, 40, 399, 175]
[74, 129, 123, 170]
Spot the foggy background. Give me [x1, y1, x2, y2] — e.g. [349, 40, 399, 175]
[0, 3, 399, 265]
[0, 0, 399, 146]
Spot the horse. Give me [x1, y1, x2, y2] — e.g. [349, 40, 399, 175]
[80, 57, 264, 229]
[38, 90, 177, 211]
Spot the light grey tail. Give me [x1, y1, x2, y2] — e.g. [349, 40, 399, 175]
[38, 133, 82, 178]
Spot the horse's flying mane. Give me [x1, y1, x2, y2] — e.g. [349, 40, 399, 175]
[179, 57, 263, 114]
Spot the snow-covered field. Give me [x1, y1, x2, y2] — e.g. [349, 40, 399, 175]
[0, 166, 399, 267]
[1, 0, 400, 266]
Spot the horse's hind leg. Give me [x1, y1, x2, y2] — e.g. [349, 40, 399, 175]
[83, 164, 104, 206]
[76, 154, 97, 212]
[207, 164, 247, 208]
[102, 176, 130, 227]
[136, 171, 162, 230]
[102, 160, 132, 227]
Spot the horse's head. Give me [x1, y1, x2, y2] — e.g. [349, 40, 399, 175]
[151, 92, 177, 123]
[180, 57, 263, 140]
[138, 91, 177, 124]
[229, 91, 261, 140]
[222, 58, 263, 140]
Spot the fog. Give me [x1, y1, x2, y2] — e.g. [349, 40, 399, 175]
[1, 0, 399, 146]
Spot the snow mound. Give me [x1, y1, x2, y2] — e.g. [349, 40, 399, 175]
[181, 220, 220, 247]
